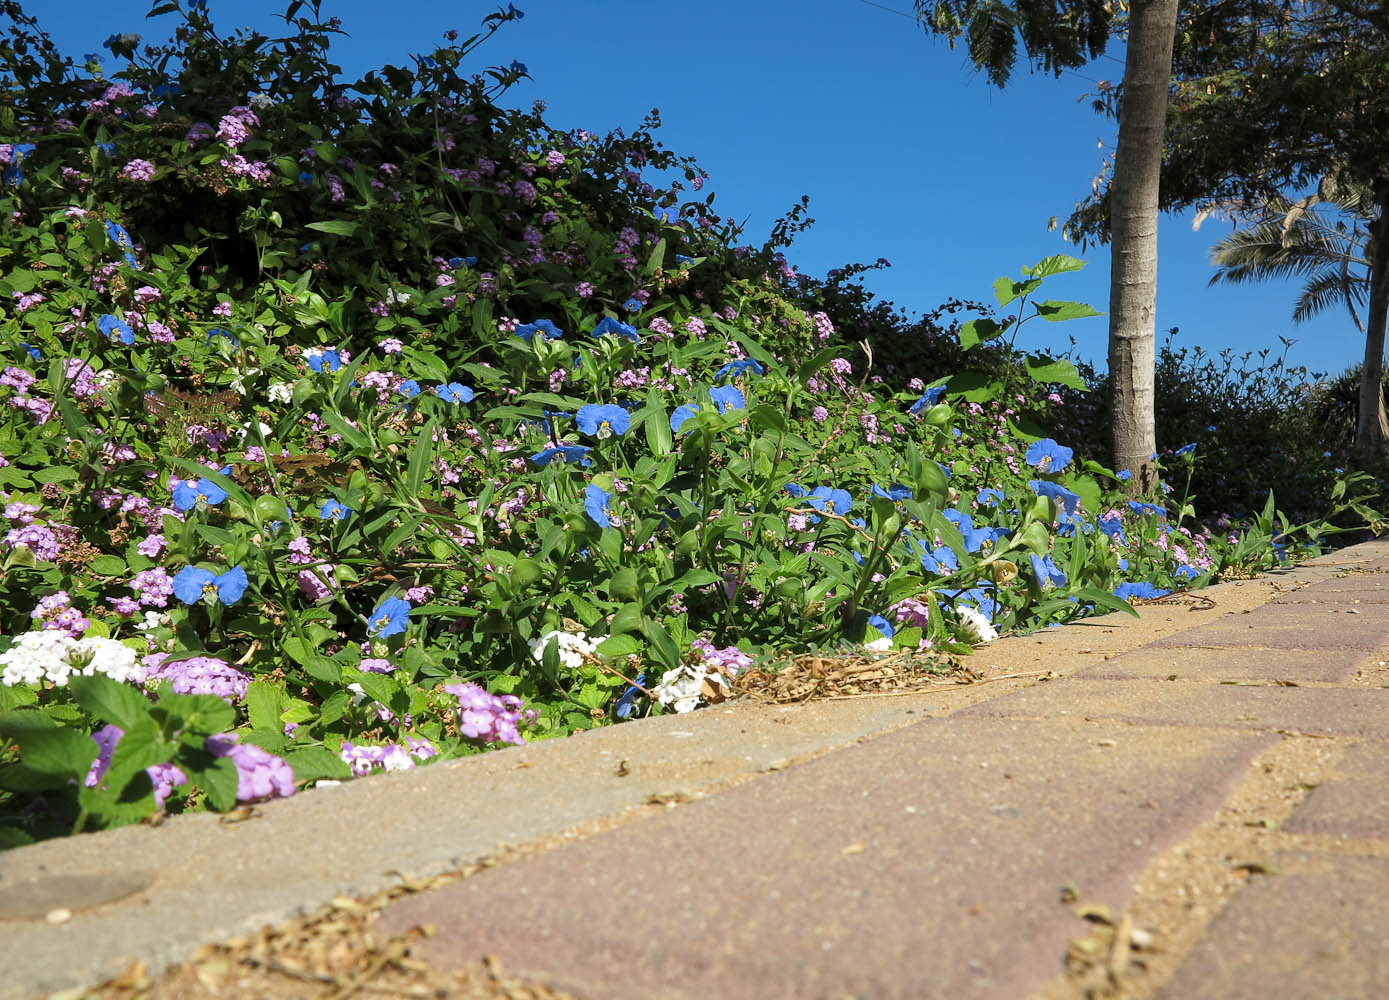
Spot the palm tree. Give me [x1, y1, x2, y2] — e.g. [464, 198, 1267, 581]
[1196, 181, 1387, 444]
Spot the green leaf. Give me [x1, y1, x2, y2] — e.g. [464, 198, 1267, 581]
[1074, 586, 1141, 618]
[993, 275, 1041, 308]
[317, 409, 369, 450]
[1033, 300, 1103, 322]
[405, 419, 437, 494]
[957, 318, 1003, 351]
[31, 466, 78, 484]
[69, 675, 152, 731]
[197, 756, 240, 811]
[305, 220, 359, 237]
[795, 347, 843, 383]
[596, 633, 641, 659]
[14, 727, 98, 778]
[1024, 356, 1088, 391]
[88, 554, 127, 577]
[641, 618, 682, 671]
[609, 602, 643, 636]
[246, 680, 283, 732]
[1025, 254, 1086, 278]
[155, 692, 236, 735]
[350, 669, 398, 708]
[644, 388, 673, 456]
[283, 746, 350, 783]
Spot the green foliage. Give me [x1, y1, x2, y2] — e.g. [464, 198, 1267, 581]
[0, 0, 1378, 847]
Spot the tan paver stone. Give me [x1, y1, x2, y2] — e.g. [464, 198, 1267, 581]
[1281, 742, 1389, 840]
[1145, 601, 1389, 652]
[955, 678, 1389, 738]
[1154, 852, 1389, 1000]
[376, 718, 1271, 1000]
[1077, 645, 1377, 683]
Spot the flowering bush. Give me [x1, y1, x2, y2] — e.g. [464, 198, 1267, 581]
[0, 2, 1381, 845]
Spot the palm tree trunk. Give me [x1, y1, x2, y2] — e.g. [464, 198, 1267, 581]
[1355, 178, 1389, 458]
[1108, 0, 1179, 490]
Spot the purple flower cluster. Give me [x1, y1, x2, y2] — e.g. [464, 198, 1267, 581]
[444, 682, 535, 745]
[85, 724, 188, 808]
[121, 158, 155, 182]
[215, 105, 259, 147]
[31, 591, 89, 638]
[339, 737, 437, 777]
[690, 638, 752, 675]
[204, 734, 296, 802]
[130, 567, 174, 607]
[142, 653, 250, 701]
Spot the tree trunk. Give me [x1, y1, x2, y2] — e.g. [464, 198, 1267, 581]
[1355, 178, 1389, 458]
[1107, 0, 1179, 491]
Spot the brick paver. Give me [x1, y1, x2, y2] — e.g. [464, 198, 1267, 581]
[1281, 743, 1389, 840]
[377, 718, 1270, 1000]
[1155, 853, 1389, 999]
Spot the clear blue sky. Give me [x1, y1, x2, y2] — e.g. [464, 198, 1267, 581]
[38, 0, 1369, 380]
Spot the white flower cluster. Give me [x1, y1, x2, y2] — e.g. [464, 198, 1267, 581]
[267, 381, 294, 404]
[956, 606, 999, 645]
[528, 629, 598, 670]
[652, 663, 728, 714]
[0, 632, 144, 687]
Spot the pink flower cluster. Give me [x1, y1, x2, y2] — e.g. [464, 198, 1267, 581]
[444, 682, 535, 745]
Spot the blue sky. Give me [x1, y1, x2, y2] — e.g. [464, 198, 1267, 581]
[41, 0, 1368, 379]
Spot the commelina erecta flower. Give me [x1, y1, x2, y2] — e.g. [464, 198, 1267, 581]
[171, 565, 248, 606]
[435, 381, 474, 403]
[319, 498, 351, 521]
[530, 445, 592, 467]
[98, 314, 135, 345]
[514, 318, 563, 343]
[714, 358, 765, 380]
[1025, 438, 1074, 473]
[584, 482, 614, 528]
[576, 403, 630, 439]
[591, 316, 640, 343]
[366, 597, 412, 638]
[171, 476, 228, 511]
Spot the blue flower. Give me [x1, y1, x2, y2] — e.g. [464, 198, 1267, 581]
[18, 342, 40, 360]
[509, 60, 528, 74]
[576, 403, 630, 439]
[1116, 469, 1133, 481]
[152, 83, 180, 98]
[783, 483, 808, 498]
[1098, 514, 1127, 546]
[921, 544, 959, 575]
[670, 404, 700, 434]
[615, 672, 645, 719]
[675, 254, 694, 263]
[172, 565, 248, 606]
[449, 256, 478, 268]
[653, 205, 680, 223]
[709, 385, 746, 413]
[95, 142, 116, 157]
[1029, 480, 1082, 516]
[1025, 438, 1073, 473]
[104, 220, 134, 250]
[868, 613, 895, 639]
[305, 347, 341, 373]
[1057, 511, 1093, 537]
[367, 597, 412, 638]
[298, 171, 314, 186]
[1030, 552, 1067, 588]
[1174, 564, 1200, 580]
[944, 586, 997, 621]
[591, 316, 640, 342]
[398, 380, 421, 398]
[98, 314, 135, 345]
[622, 297, 643, 312]
[872, 483, 912, 502]
[714, 358, 765, 380]
[1175, 443, 1197, 456]
[435, 382, 474, 403]
[1114, 581, 1169, 601]
[319, 498, 351, 521]
[584, 483, 614, 528]
[206, 327, 238, 347]
[1127, 500, 1166, 518]
[943, 508, 999, 553]
[806, 486, 853, 516]
[530, 445, 592, 467]
[515, 319, 563, 343]
[171, 477, 227, 511]
[909, 385, 946, 414]
[977, 487, 1005, 508]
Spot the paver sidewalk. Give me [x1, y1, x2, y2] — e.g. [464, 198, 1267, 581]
[2, 539, 1388, 999]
